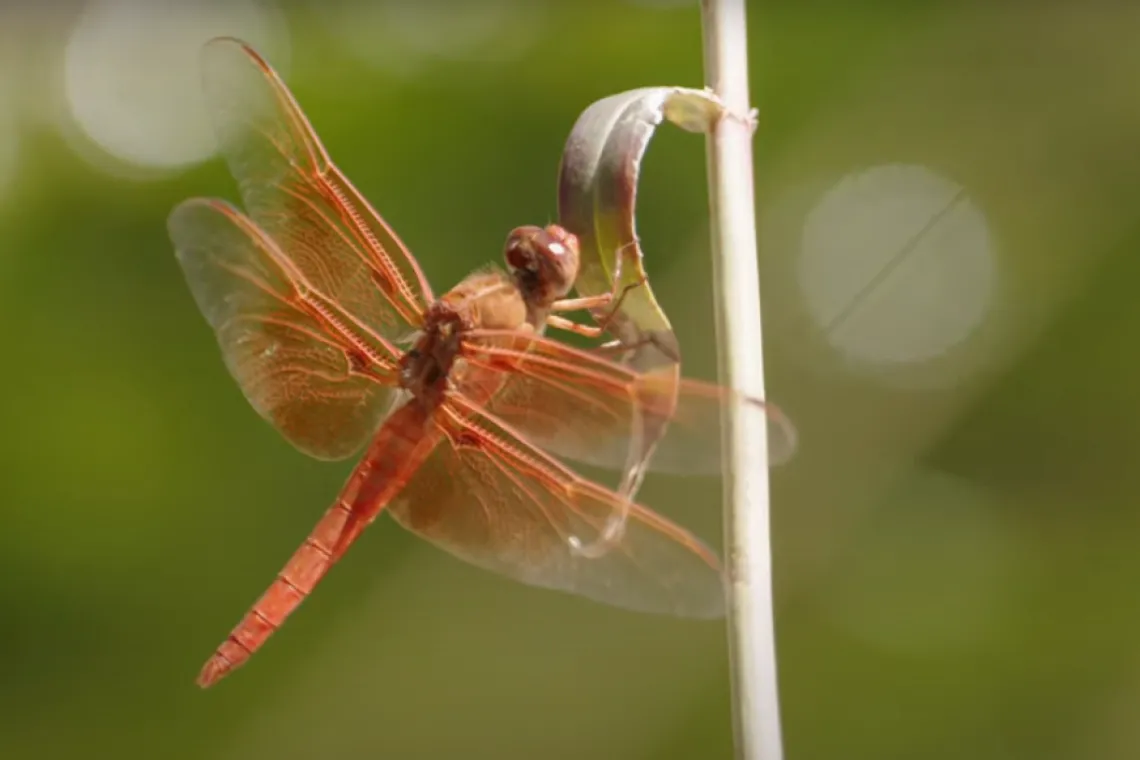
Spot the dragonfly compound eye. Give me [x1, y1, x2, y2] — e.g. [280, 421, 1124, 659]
[504, 225, 543, 272]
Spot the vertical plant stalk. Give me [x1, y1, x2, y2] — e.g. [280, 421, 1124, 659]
[700, 1, 784, 760]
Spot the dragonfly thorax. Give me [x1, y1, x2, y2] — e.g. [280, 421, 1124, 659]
[400, 302, 465, 406]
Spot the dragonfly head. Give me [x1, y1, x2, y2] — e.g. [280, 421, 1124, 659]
[504, 224, 580, 308]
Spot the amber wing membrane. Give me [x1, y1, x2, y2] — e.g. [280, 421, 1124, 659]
[386, 394, 726, 618]
[169, 198, 402, 460]
[198, 37, 433, 342]
[460, 329, 797, 476]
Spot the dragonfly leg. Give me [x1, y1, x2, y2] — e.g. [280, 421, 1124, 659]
[590, 329, 680, 364]
[546, 314, 605, 338]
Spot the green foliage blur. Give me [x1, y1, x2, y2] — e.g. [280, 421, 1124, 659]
[2, 2, 1140, 759]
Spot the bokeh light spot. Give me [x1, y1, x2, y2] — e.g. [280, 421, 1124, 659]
[63, 0, 288, 172]
[798, 164, 996, 370]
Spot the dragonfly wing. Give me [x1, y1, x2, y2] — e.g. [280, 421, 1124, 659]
[199, 37, 433, 340]
[170, 198, 400, 460]
[386, 394, 726, 618]
[462, 329, 797, 476]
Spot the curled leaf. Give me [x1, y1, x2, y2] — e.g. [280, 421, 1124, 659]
[557, 86, 726, 374]
[555, 87, 730, 555]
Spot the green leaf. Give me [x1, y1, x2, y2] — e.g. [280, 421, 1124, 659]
[557, 86, 727, 374]
[555, 87, 731, 536]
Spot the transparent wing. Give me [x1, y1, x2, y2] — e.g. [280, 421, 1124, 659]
[461, 329, 797, 475]
[386, 394, 726, 618]
[170, 198, 401, 460]
[199, 36, 433, 340]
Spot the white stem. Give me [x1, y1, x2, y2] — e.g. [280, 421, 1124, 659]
[699, 1, 784, 759]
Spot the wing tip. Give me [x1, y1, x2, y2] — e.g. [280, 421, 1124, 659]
[201, 35, 276, 80]
[202, 35, 254, 58]
[763, 399, 799, 467]
[167, 197, 237, 246]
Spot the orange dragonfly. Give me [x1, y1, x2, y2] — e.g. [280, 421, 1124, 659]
[170, 37, 796, 688]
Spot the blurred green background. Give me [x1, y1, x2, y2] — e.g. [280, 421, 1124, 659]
[2, 1, 1139, 758]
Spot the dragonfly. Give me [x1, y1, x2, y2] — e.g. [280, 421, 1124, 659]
[170, 37, 796, 688]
